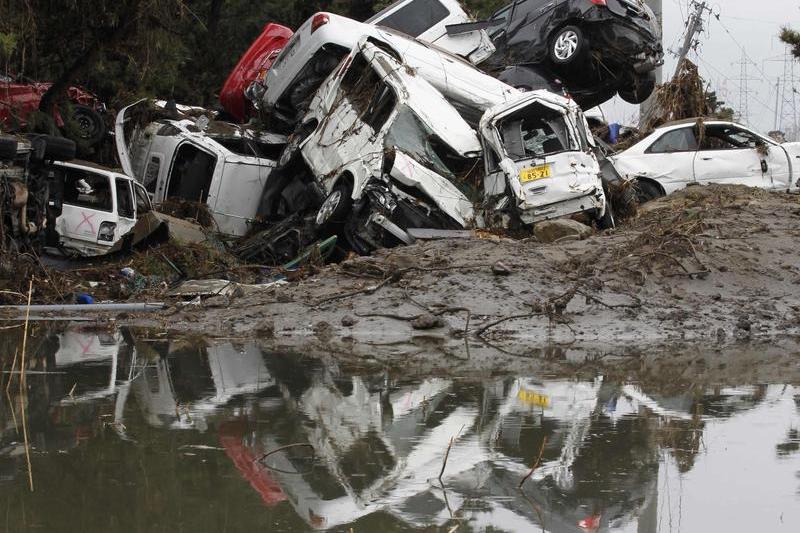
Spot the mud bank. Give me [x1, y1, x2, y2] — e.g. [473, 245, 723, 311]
[100, 184, 796, 364]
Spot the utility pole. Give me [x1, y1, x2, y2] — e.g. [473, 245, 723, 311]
[673, 1, 712, 80]
[640, 0, 710, 128]
[775, 77, 781, 131]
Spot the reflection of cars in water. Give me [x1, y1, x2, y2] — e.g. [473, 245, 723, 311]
[130, 340, 274, 431]
[477, 0, 663, 109]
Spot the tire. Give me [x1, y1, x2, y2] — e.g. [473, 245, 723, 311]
[316, 180, 354, 236]
[0, 136, 17, 160]
[69, 105, 105, 147]
[619, 72, 656, 104]
[29, 134, 76, 161]
[549, 25, 585, 66]
[635, 178, 663, 204]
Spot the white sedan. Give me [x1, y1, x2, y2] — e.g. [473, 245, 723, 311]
[609, 119, 800, 200]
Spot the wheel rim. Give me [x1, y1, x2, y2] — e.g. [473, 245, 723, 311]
[553, 30, 579, 61]
[75, 113, 96, 140]
[316, 190, 342, 226]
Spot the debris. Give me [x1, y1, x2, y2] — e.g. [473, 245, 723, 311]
[411, 313, 446, 330]
[534, 219, 594, 243]
[341, 315, 357, 327]
[492, 261, 512, 276]
[167, 279, 244, 299]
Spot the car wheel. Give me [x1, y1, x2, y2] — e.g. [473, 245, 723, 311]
[549, 25, 585, 65]
[69, 105, 105, 146]
[316, 180, 354, 235]
[635, 178, 663, 204]
[619, 72, 657, 104]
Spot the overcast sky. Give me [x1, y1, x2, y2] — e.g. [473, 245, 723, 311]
[604, 0, 800, 137]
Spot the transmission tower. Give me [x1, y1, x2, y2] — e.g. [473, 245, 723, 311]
[734, 53, 752, 126]
[777, 48, 799, 141]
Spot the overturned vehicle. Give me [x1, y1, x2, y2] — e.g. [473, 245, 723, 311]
[264, 37, 610, 254]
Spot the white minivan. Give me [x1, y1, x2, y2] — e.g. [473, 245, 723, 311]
[49, 161, 163, 256]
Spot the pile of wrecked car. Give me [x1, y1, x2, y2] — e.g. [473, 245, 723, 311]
[2, 0, 798, 270]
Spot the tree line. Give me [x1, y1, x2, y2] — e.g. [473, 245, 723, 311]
[0, 0, 505, 112]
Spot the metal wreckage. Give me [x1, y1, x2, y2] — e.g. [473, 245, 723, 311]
[4, 0, 799, 265]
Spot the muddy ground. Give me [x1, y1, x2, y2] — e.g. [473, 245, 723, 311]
[87, 184, 798, 375]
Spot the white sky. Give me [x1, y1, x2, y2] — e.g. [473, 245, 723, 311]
[603, 0, 800, 138]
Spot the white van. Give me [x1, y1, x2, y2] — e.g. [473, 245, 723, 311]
[115, 101, 286, 237]
[256, 12, 507, 129]
[49, 161, 163, 256]
[293, 37, 608, 252]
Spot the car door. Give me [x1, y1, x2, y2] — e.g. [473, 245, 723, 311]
[302, 50, 398, 195]
[693, 124, 767, 189]
[616, 126, 699, 194]
[114, 177, 137, 239]
[57, 166, 117, 247]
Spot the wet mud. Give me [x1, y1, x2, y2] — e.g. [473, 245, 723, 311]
[120, 185, 800, 366]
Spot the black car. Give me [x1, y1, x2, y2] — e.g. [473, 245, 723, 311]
[452, 0, 663, 109]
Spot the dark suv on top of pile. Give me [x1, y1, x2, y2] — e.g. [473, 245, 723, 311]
[460, 0, 663, 109]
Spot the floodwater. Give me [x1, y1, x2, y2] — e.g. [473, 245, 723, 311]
[0, 327, 798, 533]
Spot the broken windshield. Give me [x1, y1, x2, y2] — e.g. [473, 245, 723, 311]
[386, 105, 480, 183]
[497, 102, 577, 161]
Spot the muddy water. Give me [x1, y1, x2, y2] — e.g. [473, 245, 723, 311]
[0, 327, 798, 532]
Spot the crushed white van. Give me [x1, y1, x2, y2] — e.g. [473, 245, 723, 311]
[115, 100, 286, 237]
[290, 37, 608, 251]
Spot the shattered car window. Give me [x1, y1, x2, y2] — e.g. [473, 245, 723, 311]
[647, 128, 698, 153]
[341, 53, 397, 131]
[386, 106, 481, 192]
[700, 125, 767, 151]
[115, 178, 135, 219]
[371, 0, 450, 38]
[497, 102, 577, 161]
[62, 169, 113, 213]
[212, 137, 284, 159]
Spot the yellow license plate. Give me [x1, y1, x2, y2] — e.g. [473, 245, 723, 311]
[520, 164, 552, 183]
[517, 389, 550, 408]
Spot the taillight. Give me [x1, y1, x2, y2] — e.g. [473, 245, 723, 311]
[590, 0, 607, 5]
[311, 13, 329, 34]
[98, 222, 116, 242]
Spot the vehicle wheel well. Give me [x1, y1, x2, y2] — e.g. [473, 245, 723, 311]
[330, 171, 354, 194]
[633, 176, 665, 202]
